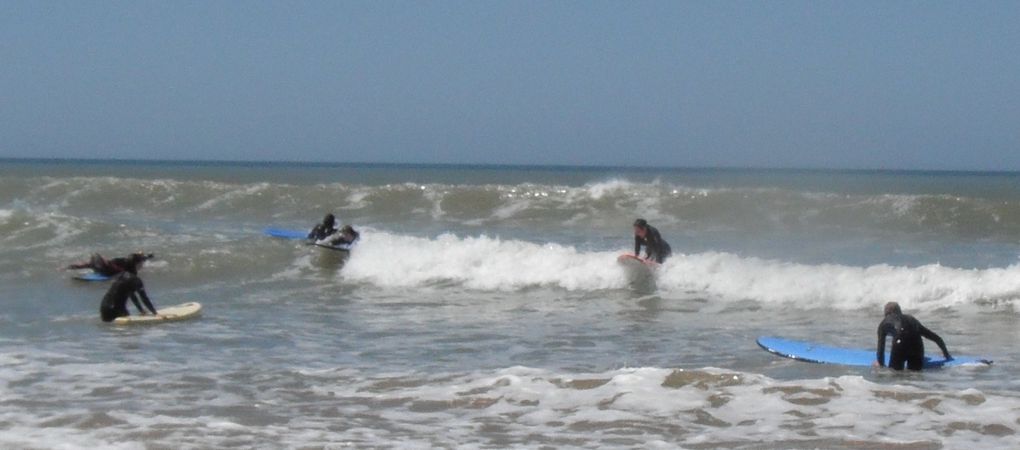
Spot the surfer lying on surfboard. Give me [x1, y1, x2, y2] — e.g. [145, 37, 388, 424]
[99, 263, 158, 322]
[633, 218, 672, 263]
[875, 302, 952, 371]
[64, 252, 154, 277]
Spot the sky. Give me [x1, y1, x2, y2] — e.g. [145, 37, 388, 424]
[1, 1, 1018, 170]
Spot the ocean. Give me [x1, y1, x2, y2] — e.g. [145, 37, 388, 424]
[1, 159, 1019, 448]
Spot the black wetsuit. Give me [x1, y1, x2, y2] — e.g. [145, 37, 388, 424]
[634, 225, 672, 263]
[329, 230, 360, 246]
[69, 254, 131, 277]
[100, 273, 157, 322]
[876, 313, 950, 370]
[308, 223, 338, 241]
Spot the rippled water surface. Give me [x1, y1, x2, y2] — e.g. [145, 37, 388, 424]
[1, 160, 1018, 448]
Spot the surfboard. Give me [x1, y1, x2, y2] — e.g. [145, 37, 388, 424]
[617, 254, 657, 288]
[617, 254, 659, 267]
[313, 242, 353, 252]
[72, 272, 112, 282]
[264, 227, 308, 240]
[112, 302, 202, 325]
[756, 336, 991, 369]
[618, 254, 658, 274]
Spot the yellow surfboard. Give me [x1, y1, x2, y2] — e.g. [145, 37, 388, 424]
[112, 302, 202, 325]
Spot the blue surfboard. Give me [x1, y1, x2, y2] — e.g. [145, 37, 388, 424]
[757, 336, 991, 369]
[72, 272, 112, 282]
[264, 227, 309, 240]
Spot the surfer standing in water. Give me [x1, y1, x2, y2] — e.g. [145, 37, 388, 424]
[874, 302, 951, 370]
[308, 213, 338, 241]
[633, 218, 672, 263]
[99, 255, 157, 322]
[65, 252, 154, 277]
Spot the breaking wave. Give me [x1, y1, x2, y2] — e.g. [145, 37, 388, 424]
[343, 232, 1020, 311]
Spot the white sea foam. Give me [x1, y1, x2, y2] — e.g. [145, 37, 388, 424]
[657, 251, 1020, 310]
[191, 182, 272, 211]
[0, 210, 89, 251]
[303, 366, 1020, 448]
[342, 232, 628, 291]
[341, 232, 1020, 310]
[583, 178, 636, 200]
[4, 360, 1015, 448]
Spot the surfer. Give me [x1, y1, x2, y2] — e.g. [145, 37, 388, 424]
[308, 213, 338, 241]
[875, 302, 951, 371]
[65, 252, 153, 277]
[325, 225, 360, 246]
[633, 218, 672, 263]
[99, 257, 157, 322]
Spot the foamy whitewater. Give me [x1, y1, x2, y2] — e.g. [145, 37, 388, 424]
[2, 160, 1020, 448]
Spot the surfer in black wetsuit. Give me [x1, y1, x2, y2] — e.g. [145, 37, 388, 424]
[633, 218, 672, 263]
[99, 258, 157, 322]
[308, 213, 338, 241]
[875, 302, 951, 371]
[66, 252, 154, 277]
[327, 225, 360, 246]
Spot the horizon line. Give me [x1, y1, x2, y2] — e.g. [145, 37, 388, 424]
[1, 156, 1018, 176]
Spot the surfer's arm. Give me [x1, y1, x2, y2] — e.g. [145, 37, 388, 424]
[875, 326, 887, 367]
[129, 292, 146, 314]
[919, 325, 951, 359]
[315, 231, 339, 245]
[634, 237, 642, 257]
[136, 288, 157, 315]
[65, 262, 89, 270]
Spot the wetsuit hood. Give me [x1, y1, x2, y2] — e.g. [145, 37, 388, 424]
[884, 302, 902, 316]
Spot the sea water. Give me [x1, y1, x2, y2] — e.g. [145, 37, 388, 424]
[1, 159, 1019, 448]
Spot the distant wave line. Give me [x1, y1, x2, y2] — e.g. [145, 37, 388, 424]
[3, 157, 1020, 176]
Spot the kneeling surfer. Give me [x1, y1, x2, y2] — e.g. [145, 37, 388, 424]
[99, 255, 157, 322]
[633, 218, 671, 263]
[874, 302, 951, 370]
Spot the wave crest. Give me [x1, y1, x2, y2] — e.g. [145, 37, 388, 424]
[343, 232, 1020, 310]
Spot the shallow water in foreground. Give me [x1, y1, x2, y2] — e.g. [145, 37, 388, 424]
[1, 160, 1019, 448]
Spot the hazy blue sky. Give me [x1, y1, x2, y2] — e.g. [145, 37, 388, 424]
[2, 1, 1018, 170]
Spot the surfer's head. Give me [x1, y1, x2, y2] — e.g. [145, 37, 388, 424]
[884, 302, 902, 316]
[340, 225, 357, 238]
[633, 218, 648, 237]
[124, 252, 152, 274]
[323, 214, 336, 227]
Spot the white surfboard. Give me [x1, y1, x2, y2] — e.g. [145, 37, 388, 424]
[313, 242, 353, 252]
[112, 302, 202, 325]
[618, 253, 658, 273]
[617, 254, 658, 287]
